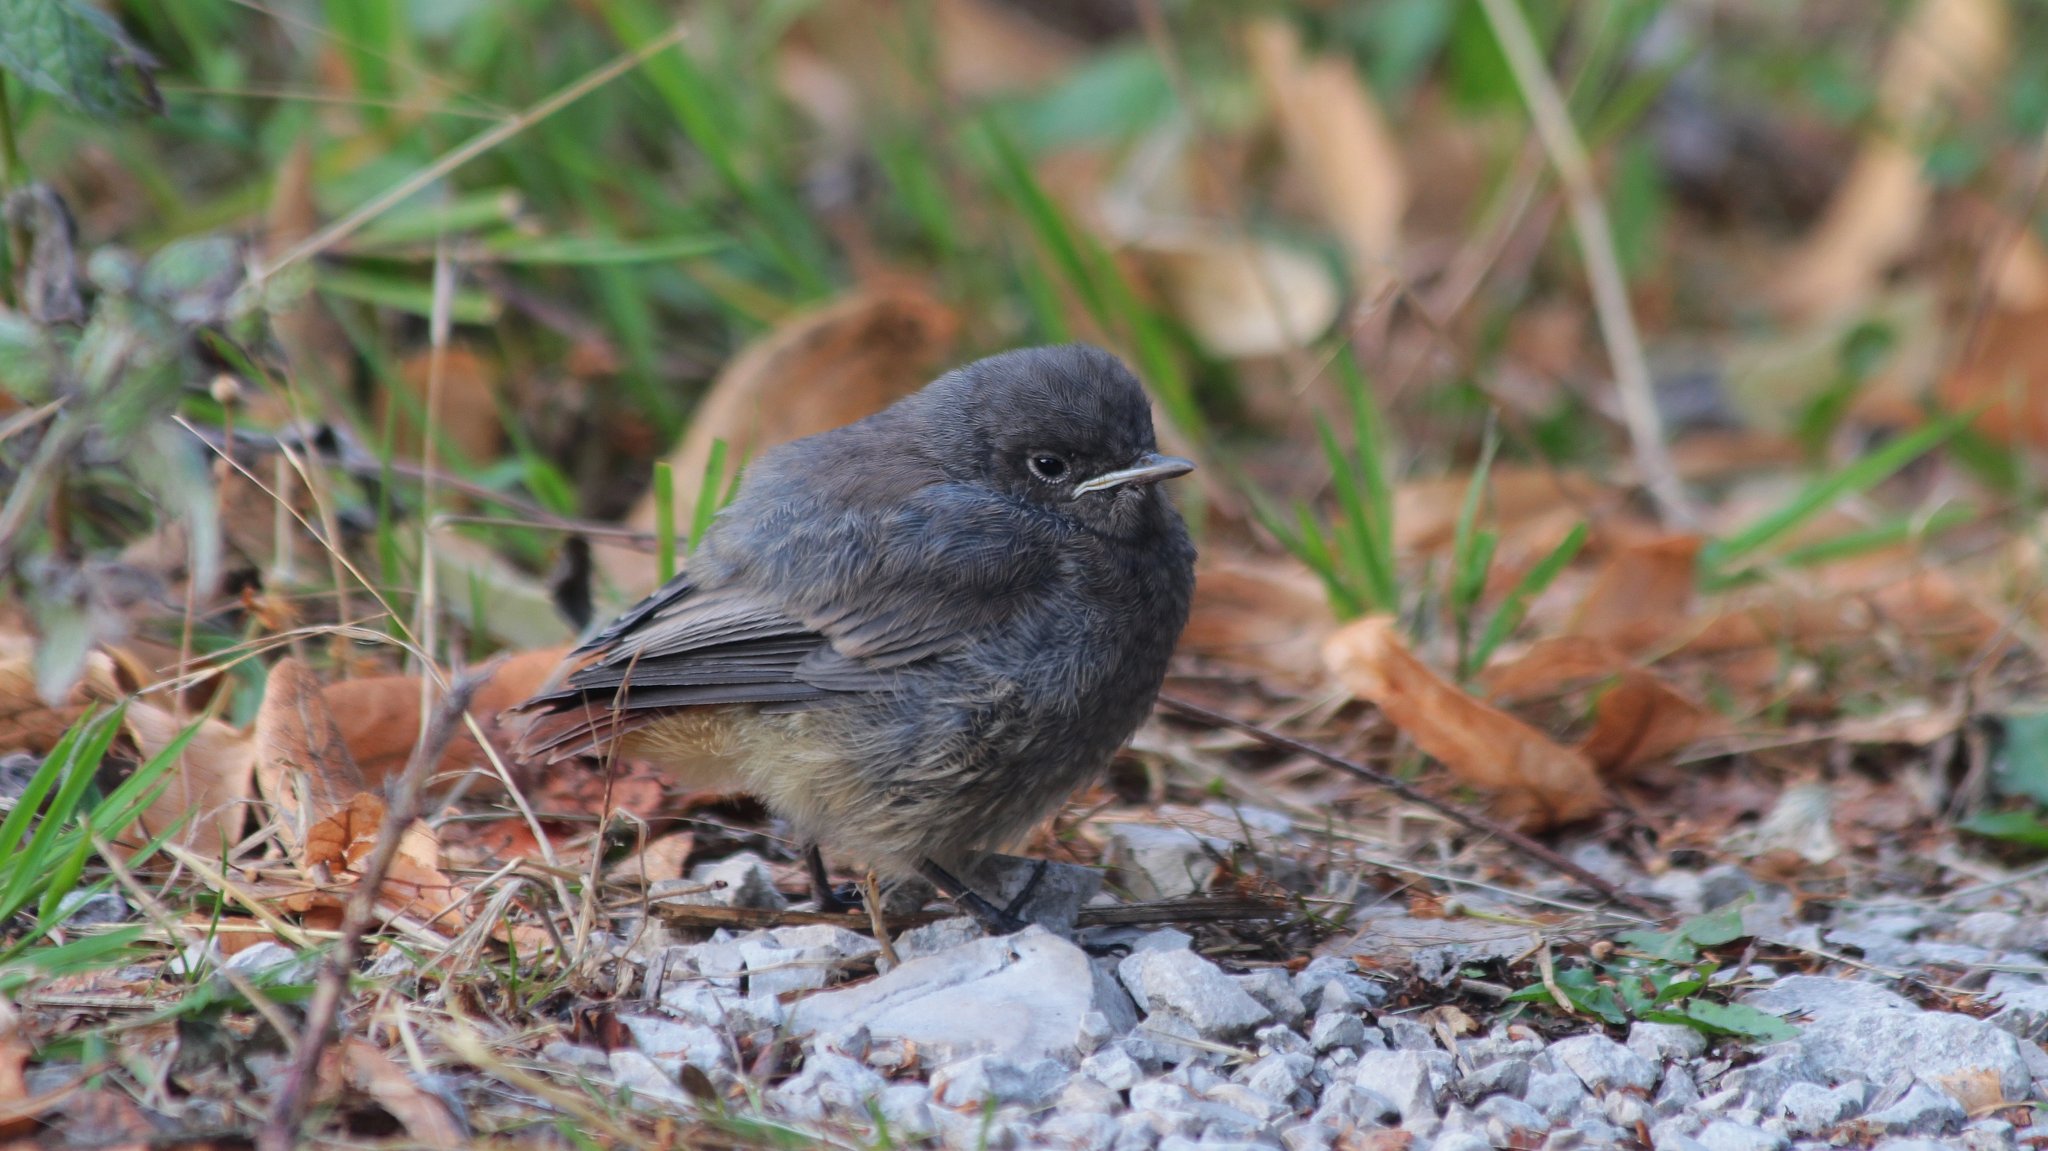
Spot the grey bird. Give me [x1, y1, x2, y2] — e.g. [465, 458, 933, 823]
[513, 344, 1196, 930]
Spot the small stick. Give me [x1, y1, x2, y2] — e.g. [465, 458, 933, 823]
[257, 673, 482, 1151]
[862, 871, 900, 968]
[1157, 694, 1665, 918]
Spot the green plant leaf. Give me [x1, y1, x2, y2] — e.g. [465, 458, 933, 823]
[1959, 808, 2048, 850]
[1994, 712, 2048, 806]
[1673, 999, 1799, 1042]
[0, 0, 161, 119]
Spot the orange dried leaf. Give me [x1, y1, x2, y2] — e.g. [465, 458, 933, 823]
[342, 1039, 467, 1148]
[255, 659, 367, 864]
[1568, 535, 1701, 654]
[1478, 636, 1633, 705]
[1577, 672, 1717, 778]
[1179, 553, 1335, 684]
[1322, 617, 1607, 829]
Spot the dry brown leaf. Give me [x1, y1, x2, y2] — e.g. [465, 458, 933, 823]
[600, 286, 958, 593]
[1323, 617, 1607, 829]
[1179, 552, 1335, 684]
[1774, 0, 2007, 316]
[1244, 17, 1407, 293]
[1939, 301, 2048, 446]
[1568, 535, 1701, 654]
[0, 648, 254, 854]
[385, 345, 507, 469]
[0, 1039, 30, 1139]
[1395, 466, 1616, 556]
[303, 792, 467, 925]
[1479, 636, 1634, 705]
[256, 658, 369, 865]
[607, 831, 697, 887]
[1126, 233, 1337, 358]
[1577, 672, 1717, 778]
[49, 1088, 153, 1151]
[342, 1039, 466, 1148]
[322, 646, 567, 789]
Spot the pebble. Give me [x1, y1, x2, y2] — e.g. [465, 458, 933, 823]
[1117, 948, 1272, 1041]
[1696, 1119, 1788, 1151]
[1551, 1033, 1660, 1093]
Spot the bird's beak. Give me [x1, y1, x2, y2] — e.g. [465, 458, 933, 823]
[1072, 452, 1197, 495]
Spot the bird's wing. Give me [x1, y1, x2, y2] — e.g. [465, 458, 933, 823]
[513, 487, 1058, 759]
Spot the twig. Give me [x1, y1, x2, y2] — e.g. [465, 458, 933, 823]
[257, 673, 482, 1151]
[1156, 693, 1666, 918]
[644, 893, 1291, 933]
[862, 871, 900, 967]
[1475, 0, 1694, 528]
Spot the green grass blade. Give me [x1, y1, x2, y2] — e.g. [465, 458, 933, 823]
[653, 461, 677, 582]
[689, 439, 730, 555]
[1472, 520, 1589, 677]
[1701, 412, 1967, 573]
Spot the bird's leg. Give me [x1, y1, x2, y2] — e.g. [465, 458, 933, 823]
[806, 845, 861, 914]
[1000, 858, 1050, 921]
[918, 858, 1027, 935]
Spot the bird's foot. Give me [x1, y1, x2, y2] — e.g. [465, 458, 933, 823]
[805, 845, 864, 915]
[919, 858, 1028, 935]
[1000, 858, 1049, 921]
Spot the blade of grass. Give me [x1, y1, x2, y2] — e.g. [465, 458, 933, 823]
[653, 460, 676, 583]
[688, 438, 729, 555]
[1471, 520, 1589, 678]
[1700, 412, 1968, 574]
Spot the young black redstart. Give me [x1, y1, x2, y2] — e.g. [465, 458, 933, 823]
[513, 344, 1196, 930]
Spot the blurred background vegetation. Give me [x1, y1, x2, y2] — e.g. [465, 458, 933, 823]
[3, 0, 2047, 714]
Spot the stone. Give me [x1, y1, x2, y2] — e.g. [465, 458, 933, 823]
[1308, 1013, 1366, 1054]
[1257, 1023, 1310, 1056]
[1234, 968, 1307, 1027]
[1963, 1117, 2017, 1151]
[618, 1013, 729, 1077]
[1312, 974, 1386, 1015]
[1236, 1052, 1313, 1103]
[1311, 1080, 1402, 1129]
[1082, 1043, 1147, 1092]
[1349, 1049, 1451, 1123]
[874, 1083, 934, 1138]
[1132, 928, 1194, 954]
[1696, 1120, 1787, 1151]
[1434, 1135, 1494, 1151]
[1775, 1080, 1868, 1134]
[221, 941, 319, 984]
[1342, 911, 1540, 985]
[1451, 1055, 1530, 1103]
[1103, 824, 1218, 899]
[678, 852, 785, 910]
[787, 926, 1135, 1065]
[961, 854, 1103, 936]
[1118, 949, 1271, 1041]
[932, 1054, 1070, 1107]
[659, 980, 785, 1035]
[607, 1049, 690, 1106]
[1476, 1094, 1547, 1135]
[882, 917, 985, 970]
[1725, 1051, 1819, 1113]
[1988, 985, 2048, 1042]
[1202, 1081, 1289, 1125]
[1792, 1010, 2030, 1110]
[1862, 1079, 1965, 1136]
[772, 1050, 887, 1121]
[1381, 1017, 1438, 1052]
[1525, 1069, 1590, 1122]
[1279, 1121, 1336, 1151]
[1039, 1112, 1117, 1151]
[1607, 1091, 1655, 1129]
[1058, 1078, 1124, 1116]
[54, 891, 130, 928]
[1656, 1064, 1703, 1115]
[1551, 1033, 1660, 1093]
[1630, 1021, 1708, 1063]
[1743, 976, 1916, 1020]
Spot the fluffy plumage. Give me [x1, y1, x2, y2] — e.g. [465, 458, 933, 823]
[512, 344, 1196, 877]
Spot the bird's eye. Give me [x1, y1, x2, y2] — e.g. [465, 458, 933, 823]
[1028, 453, 1069, 482]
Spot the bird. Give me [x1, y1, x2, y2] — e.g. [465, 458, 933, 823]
[512, 344, 1196, 931]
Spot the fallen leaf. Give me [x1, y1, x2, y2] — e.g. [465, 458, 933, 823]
[1244, 16, 1407, 293]
[607, 831, 697, 887]
[1323, 617, 1608, 829]
[1126, 232, 1338, 358]
[1773, 0, 2006, 317]
[600, 285, 958, 593]
[1939, 301, 2048, 447]
[1479, 636, 1633, 704]
[0, 1039, 29, 1138]
[342, 1039, 466, 1148]
[1567, 535, 1702, 654]
[324, 646, 567, 789]
[255, 659, 369, 866]
[302, 792, 466, 926]
[1577, 672, 1717, 778]
[386, 345, 506, 469]
[1395, 466, 1616, 556]
[1179, 552, 1335, 684]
